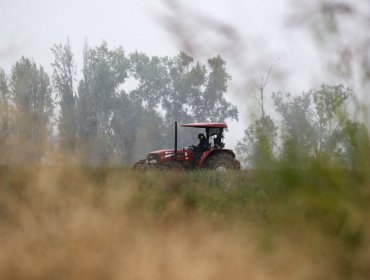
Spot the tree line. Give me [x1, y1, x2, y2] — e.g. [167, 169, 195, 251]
[236, 84, 370, 169]
[0, 40, 368, 168]
[0, 41, 238, 165]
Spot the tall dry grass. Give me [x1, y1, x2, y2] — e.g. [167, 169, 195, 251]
[0, 166, 369, 279]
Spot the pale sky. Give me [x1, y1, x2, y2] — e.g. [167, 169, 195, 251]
[1, 0, 354, 148]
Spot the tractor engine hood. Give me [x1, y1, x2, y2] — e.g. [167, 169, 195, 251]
[146, 148, 194, 164]
[148, 149, 176, 159]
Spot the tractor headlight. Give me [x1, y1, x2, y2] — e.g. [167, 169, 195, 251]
[146, 158, 158, 164]
[146, 154, 160, 165]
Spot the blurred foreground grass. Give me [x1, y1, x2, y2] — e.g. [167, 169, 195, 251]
[0, 165, 369, 280]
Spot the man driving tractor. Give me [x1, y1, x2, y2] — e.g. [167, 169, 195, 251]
[133, 122, 240, 171]
[193, 133, 210, 165]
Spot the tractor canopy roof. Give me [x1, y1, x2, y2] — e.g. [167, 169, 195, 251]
[180, 122, 228, 128]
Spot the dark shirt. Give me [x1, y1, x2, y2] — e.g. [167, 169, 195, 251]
[198, 139, 209, 151]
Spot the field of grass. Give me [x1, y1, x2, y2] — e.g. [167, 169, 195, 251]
[0, 165, 369, 279]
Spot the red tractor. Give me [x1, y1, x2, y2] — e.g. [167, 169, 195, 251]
[133, 122, 240, 171]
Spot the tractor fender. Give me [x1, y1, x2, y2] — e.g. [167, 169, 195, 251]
[198, 149, 236, 167]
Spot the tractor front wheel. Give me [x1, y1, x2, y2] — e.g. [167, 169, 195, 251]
[204, 153, 240, 171]
[133, 159, 147, 170]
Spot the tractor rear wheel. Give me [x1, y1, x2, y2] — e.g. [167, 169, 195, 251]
[204, 153, 240, 171]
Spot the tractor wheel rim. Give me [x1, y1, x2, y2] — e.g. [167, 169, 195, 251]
[215, 165, 227, 172]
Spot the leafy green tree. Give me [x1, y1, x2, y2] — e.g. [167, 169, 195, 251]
[130, 52, 238, 149]
[335, 119, 370, 170]
[200, 55, 238, 121]
[129, 52, 169, 111]
[51, 40, 77, 154]
[10, 57, 53, 164]
[110, 92, 141, 164]
[128, 52, 169, 160]
[161, 52, 206, 146]
[236, 115, 277, 168]
[311, 84, 351, 157]
[76, 42, 129, 165]
[110, 91, 164, 164]
[272, 90, 316, 163]
[272, 84, 351, 164]
[132, 108, 164, 160]
[164, 53, 238, 125]
[0, 68, 11, 163]
[236, 63, 275, 168]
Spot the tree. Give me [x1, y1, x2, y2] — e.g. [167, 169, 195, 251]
[130, 52, 238, 149]
[76, 42, 130, 165]
[10, 57, 53, 164]
[272, 90, 316, 163]
[311, 84, 351, 157]
[237, 63, 276, 168]
[272, 84, 352, 164]
[166, 53, 239, 125]
[197, 55, 238, 122]
[110, 91, 164, 164]
[0, 68, 10, 163]
[161, 52, 206, 146]
[127, 52, 168, 161]
[236, 115, 277, 168]
[51, 40, 77, 155]
[129, 52, 169, 112]
[339, 119, 370, 170]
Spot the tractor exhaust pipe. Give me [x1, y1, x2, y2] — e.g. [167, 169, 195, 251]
[174, 121, 178, 160]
